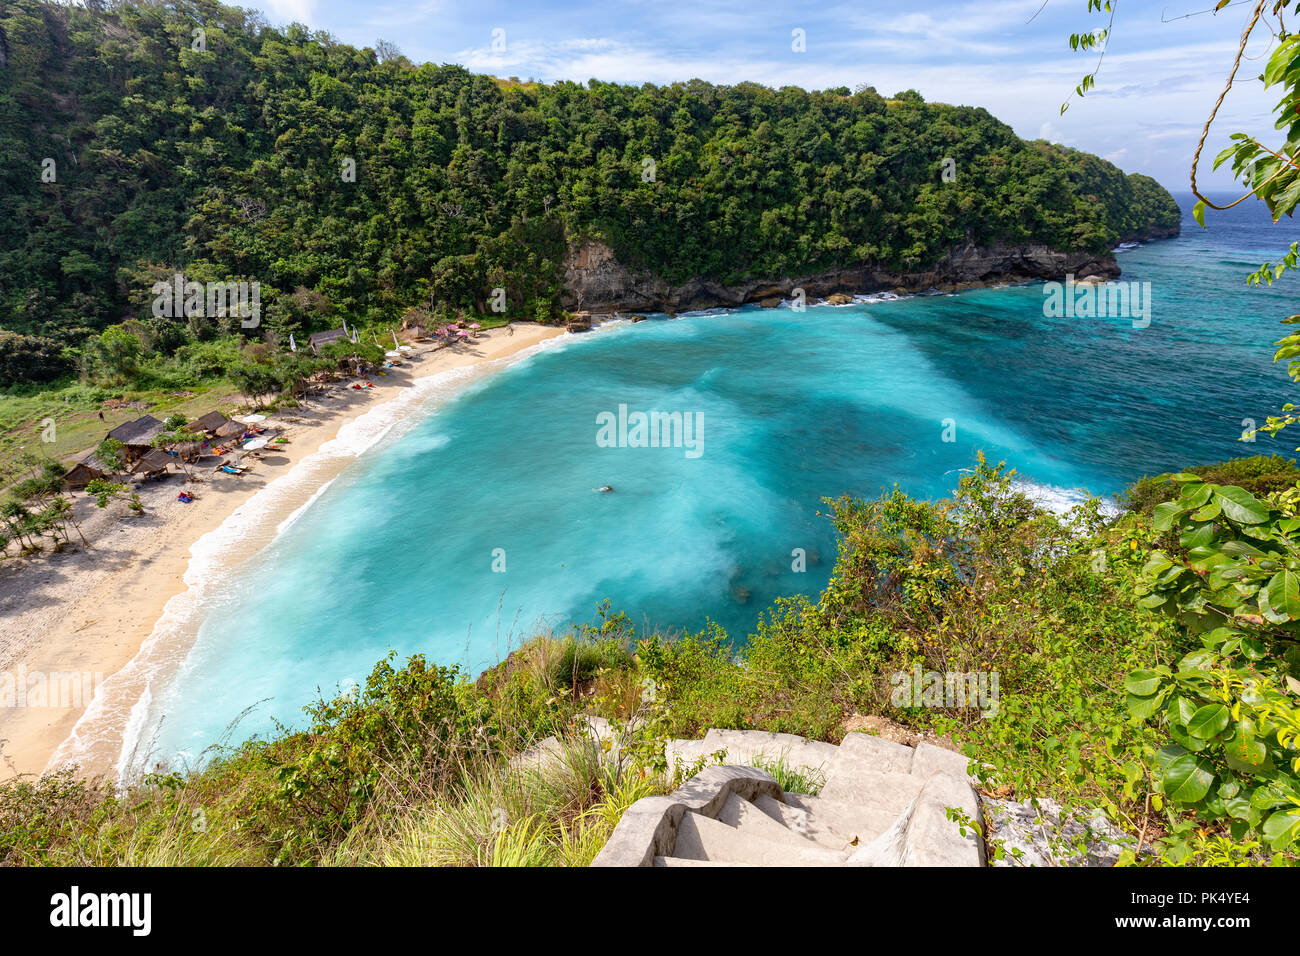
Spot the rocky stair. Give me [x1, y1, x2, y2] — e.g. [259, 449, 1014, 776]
[592, 728, 983, 867]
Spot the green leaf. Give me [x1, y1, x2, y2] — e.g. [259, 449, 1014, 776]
[1193, 199, 1206, 228]
[1225, 725, 1268, 769]
[1161, 751, 1216, 803]
[1186, 703, 1231, 739]
[1141, 552, 1173, 576]
[1152, 501, 1186, 532]
[1127, 692, 1164, 720]
[1214, 486, 1271, 525]
[1267, 569, 1300, 619]
[1262, 808, 1300, 849]
[1124, 669, 1163, 696]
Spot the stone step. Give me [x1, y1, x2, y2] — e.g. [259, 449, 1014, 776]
[830, 732, 916, 775]
[665, 728, 839, 779]
[783, 793, 902, 847]
[911, 740, 977, 782]
[754, 790, 811, 837]
[716, 793, 820, 849]
[673, 811, 848, 866]
[844, 772, 982, 866]
[818, 766, 928, 815]
[896, 771, 983, 867]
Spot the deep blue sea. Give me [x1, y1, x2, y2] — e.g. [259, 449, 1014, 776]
[103, 193, 1300, 769]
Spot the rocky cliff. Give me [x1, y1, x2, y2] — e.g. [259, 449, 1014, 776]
[563, 238, 1141, 314]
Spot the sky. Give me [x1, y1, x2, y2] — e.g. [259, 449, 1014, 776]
[247, 0, 1281, 192]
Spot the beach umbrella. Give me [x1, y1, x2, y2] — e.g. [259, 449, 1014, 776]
[243, 438, 269, 451]
[468, 323, 481, 329]
[397, 345, 413, 351]
[237, 414, 267, 424]
[385, 350, 401, 358]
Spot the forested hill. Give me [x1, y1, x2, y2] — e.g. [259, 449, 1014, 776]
[1, 0, 1180, 370]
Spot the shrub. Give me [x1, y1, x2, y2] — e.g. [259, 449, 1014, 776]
[0, 331, 72, 386]
[1122, 456, 1300, 515]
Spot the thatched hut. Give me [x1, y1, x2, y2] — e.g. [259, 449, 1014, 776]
[131, 448, 174, 479]
[308, 329, 348, 352]
[214, 420, 246, 439]
[186, 411, 230, 437]
[63, 455, 114, 491]
[107, 415, 165, 461]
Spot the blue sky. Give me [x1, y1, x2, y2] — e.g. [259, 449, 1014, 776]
[249, 0, 1277, 191]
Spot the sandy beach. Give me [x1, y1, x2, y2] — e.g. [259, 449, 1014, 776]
[0, 323, 564, 781]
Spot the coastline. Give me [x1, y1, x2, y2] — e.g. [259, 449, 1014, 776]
[0, 323, 564, 781]
[560, 235, 1180, 315]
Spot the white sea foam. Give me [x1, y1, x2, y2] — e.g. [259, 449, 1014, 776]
[50, 333, 571, 782]
[675, 307, 732, 318]
[1012, 479, 1119, 518]
[275, 477, 336, 536]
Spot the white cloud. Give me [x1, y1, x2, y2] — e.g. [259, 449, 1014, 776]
[259, 0, 318, 25]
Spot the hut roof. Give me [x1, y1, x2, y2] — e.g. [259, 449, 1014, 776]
[63, 455, 112, 488]
[308, 329, 347, 349]
[187, 411, 229, 433]
[131, 448, 174, 475]
[108, 415, 164, 447]
[214, 420, 246, 438]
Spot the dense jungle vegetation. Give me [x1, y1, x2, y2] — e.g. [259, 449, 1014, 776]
[0, 0, 1179, 390]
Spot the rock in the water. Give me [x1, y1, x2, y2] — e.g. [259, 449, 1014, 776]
[983, 796, 1140, 867]
[825, 292, 853, 305]
[758, 296, 782, 308]
[597, 485, 613, 493]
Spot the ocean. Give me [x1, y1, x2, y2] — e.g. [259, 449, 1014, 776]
[85, 192, 1300, 773]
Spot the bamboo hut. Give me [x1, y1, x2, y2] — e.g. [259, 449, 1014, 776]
[63, 454, 114, 491]
[214, 420, 246, 439]
[130, 448, 174, 480]
[107, 415, 165, 462]
[308, 329, 347, 353]
[186, 411, 230, 437]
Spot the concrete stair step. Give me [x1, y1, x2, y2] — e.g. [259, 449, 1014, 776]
[673, 811, 848, 866]
[830, 732, 916, 775]
[716, 793, 820, 849]
[754, 790, 811, 837]
[845, 772, 983, 866]
[783, 792, 904, 847]
[665, 729, 838, 778]
[818, 766, 928, 815]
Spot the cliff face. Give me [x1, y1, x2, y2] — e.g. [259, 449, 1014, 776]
[563, 240, 1127, 314]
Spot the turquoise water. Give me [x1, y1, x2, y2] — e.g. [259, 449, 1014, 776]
[132, 194, 1300, 765]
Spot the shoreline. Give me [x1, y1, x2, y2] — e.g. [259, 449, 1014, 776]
[561, 234, 1181, 316]
[0, 323, 564, 781]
